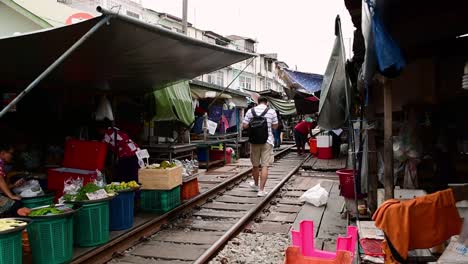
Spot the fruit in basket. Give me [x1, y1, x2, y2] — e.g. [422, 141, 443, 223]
[0, 219, 27, 232]
[105, 181, 140, 192]
[17, 207, 31, 217]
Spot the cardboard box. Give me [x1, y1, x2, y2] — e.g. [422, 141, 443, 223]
[139, 165, 182, 190]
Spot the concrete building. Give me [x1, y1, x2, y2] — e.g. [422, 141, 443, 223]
[60, 0, 144, 19]
[9, 0, 287, 95]
[0, 0, 91, 37]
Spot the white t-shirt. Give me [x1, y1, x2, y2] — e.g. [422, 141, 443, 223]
[243, 104, 278, 146]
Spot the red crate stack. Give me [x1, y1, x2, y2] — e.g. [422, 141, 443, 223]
[47, 139, 107, 201]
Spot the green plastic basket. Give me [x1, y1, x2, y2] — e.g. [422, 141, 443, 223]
[27, 216, 74, 264]
[74, 201, 109, 247]
[0, 231, 22, 264]
[22, 194, 54, 209]
[141, 186, 181, 214]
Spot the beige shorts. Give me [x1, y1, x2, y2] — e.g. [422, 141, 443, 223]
[250, 143, 274, 167]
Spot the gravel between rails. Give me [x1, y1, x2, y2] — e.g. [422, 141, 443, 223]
[209, 233, 290, 264]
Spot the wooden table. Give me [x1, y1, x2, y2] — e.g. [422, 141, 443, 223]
[192, 139, 235, 170]
[142, 143, 196, 162]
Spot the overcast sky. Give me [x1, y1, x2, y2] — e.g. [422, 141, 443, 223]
[141, 0, 355, 74]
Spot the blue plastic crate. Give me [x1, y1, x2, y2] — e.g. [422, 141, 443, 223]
[197, 148, 208, 162]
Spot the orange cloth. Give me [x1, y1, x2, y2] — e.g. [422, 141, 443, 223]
[372, 189, 462, 263]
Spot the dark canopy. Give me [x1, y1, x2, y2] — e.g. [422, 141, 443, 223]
[0, 9, 253, 94]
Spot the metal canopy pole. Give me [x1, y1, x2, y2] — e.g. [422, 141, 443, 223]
[0, 15, 112, 119]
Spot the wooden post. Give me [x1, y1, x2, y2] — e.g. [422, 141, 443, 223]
[203, 113, 208, 142]
[367, 90, 378, 212]
[383, 79, 394, 200]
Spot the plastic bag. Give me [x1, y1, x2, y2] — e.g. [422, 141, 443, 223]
[299, 184, 329, 207]
[94, 170, 106, 188]
[460, 211, 468, 246]
[63, 177, 83, 196]
[13, 180, 44, 198]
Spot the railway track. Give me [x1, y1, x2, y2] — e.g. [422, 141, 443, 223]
[72, 147, 309, 264]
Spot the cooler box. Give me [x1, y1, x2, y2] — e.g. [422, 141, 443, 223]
[317, 135, 333, 160]
[316, 135, 332, 148]
[47, 168, 97, 201]
[47, 139, 107, 201]
[318, 148, 333, 159]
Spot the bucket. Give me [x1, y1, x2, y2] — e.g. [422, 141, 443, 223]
[336, 169, 364, 199]
[308, 138, 317, 154]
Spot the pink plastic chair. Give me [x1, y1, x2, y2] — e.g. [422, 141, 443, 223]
[291, 220, 358, 259]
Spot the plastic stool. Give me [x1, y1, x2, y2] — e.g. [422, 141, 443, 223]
[291, 220, 357, 259]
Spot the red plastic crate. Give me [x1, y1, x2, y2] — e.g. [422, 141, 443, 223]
[181, 178, 200, 201]
[62, 139, 107, 170]
[47, 168, 97, 201]
[209, 150, 232, 163]
[317, 147, 333, 159]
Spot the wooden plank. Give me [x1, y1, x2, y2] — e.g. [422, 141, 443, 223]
[153, 230, 222, 244]
[292, 180, 334, 231]
[193, 209, 244, 219]
[224, 190, 259, 197]
[254, 222, 291, 234]
[367, 94, 378, 213]
[316, 183, 347, 246]
[113, 255, 191, 264]
[178, 220, 234, 231]
[283, 191, 305, 197]
[202, 202, 253, 211]
[277, 198, 304, 206]
[132, 241, 206, 260]
[383, 78, 394, 199]
[264, 212, 297, 223]
[216, 195, 261, 204]
[275, 205, 302, 213]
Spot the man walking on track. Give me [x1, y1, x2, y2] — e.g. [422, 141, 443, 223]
[242, 96, 278, 197]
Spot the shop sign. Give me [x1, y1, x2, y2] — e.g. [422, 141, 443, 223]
[66, 13, 94, 25]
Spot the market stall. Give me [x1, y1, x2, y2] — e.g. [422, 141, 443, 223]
[189, 80, 250, 167]
[0, 5, 254, 262]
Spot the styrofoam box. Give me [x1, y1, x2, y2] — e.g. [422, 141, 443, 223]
[317, 135, 332, 148]
[377, 188, 427, 207]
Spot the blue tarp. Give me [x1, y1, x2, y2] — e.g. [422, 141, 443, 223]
[284, 69, 323, 94]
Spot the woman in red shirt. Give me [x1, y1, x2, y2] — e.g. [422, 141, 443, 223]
[294, 117, 317, 155]
[96, 119, 140, 182]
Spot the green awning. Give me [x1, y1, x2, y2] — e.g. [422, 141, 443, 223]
[266, 96, 296, 116]
[152, 81, 195, 127]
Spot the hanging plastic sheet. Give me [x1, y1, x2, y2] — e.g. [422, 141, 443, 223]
[317, 16, 351, 130]
[265, 96, 297, 116]
[152, 81, 195, 127]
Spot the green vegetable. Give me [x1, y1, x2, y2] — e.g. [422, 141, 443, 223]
[29, 207, 62, 216]
[75, 183, 101, 201]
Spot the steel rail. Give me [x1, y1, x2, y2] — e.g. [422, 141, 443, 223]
[193, 153, 311, 264]
[71, 146, 294, 264]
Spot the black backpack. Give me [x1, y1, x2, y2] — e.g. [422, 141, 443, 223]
[248, 107, 270, 144]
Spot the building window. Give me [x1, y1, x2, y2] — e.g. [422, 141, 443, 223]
[239, 76, 252, 90]
[264, 60, 273, 72]
[266, 81, 272, 90]
[126, 10, 140, 19]
[216, 72, 224, 86]
[207, 74, 215, 84]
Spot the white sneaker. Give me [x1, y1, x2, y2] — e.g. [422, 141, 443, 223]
[257, 190, 268, 197]
[249, 181, 259, 191]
